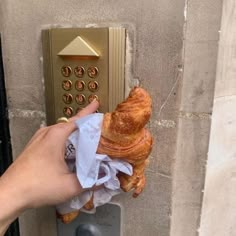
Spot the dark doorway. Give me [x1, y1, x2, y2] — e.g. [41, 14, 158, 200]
[0, 36, 20, 236]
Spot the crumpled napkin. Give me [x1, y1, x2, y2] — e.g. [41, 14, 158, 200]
[56, 113, 133, 215]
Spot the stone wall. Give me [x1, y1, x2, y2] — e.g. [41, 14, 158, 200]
[170, 1, 222, 235]
[0, 0, 185, 235]
[0, 0, 223, 235]
[199, 1, 236, 235]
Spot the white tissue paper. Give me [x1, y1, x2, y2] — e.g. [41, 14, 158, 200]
[56, 113, 133, 215]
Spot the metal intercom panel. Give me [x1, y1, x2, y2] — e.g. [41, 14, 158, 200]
[42, 27, 126, 125]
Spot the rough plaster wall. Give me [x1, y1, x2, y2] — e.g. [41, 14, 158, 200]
[170, 0, 222, 235]
[199, 1, 236, 235]
[0, 0, 185, 235]
[0, 6, 2, 33]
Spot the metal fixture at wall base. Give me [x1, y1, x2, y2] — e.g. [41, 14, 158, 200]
[57, 203, 121, 236]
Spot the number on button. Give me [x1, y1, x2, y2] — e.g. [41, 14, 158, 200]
[61, 66, 72, 77]
[87, 66, 99, 78]
[75, 94, 86, 105]
[75, 80, 85, 91]
[88, 94, 98, 103]
[88, 81, 98, 92]
[62, 93, 73, 104]
[74, 66, 85, 78]
[62, 80, 72, 91]
[63, 107, 73, 117]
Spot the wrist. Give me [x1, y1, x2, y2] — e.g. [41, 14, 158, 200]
[0, 177, 26, 235]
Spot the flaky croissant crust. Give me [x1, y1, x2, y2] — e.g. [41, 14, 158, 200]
[97, 128, 152, 164]
[100, 86, 152, 145]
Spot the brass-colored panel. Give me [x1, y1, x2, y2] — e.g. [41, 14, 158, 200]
[42, 30, 56, 125]
[108, 28, 126, 112]
[42, 27, 126, 125]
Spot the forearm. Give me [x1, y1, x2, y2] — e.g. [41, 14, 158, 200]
[0, 102, 99, 235]
[0, 177, 25, 236]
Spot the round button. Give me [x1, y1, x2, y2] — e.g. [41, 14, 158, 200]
[74, 66, 85, 78]
[75, 94, 86, 105]
[62, 80, 72, 91]
[88, 81, 99, 92]
[61, 65, 72, 77]
[76, 224, 102, 236]
[87, 66, 99, 78]
[88, 94, 98, 103]
[63, 107, 73, 117]
[62, 93, 73, 104]
[75, 80, 85, 91]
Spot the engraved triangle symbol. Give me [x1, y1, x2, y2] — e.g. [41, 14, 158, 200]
[58, 36, 99, 57]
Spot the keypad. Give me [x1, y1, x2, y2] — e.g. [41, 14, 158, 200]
[61, 65, 100, 115]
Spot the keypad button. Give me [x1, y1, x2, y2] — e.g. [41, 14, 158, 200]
[63, 107, 73, 117]
[75, 94, 86, 105]
[62, 80, 72, 91]
[62, 93, 73, 104]
[88, 94, 98, 103]
[75, 80, 85, 91]
[74, 66, 85, 78]
[88, 81, 99, 92]
[87, 66, 99, 78]
[61, 66, 72, 77]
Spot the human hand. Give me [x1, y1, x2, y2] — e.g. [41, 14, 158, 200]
[0, 100, 99, 235]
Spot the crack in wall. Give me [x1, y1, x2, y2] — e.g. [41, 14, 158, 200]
[158, 69, 182, 118]
[8, 108, 46, 119]
[146, 169, 172, 179]
[184, 0, 189, 21]
[179, 111, 211, 120]
[149, 119, 176, 129]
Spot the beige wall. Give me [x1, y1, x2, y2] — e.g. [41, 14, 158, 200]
[199, 1, 236, 235]
[170, 1, 222, 235]
[0, 0, 223, 235]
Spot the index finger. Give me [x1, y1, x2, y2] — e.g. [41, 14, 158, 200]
[59, 100, 100, 139]
[68, 99, 99, 122]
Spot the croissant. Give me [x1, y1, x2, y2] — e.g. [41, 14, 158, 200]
[97, 86, 153, 196]
[58, 86, 153, 223]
